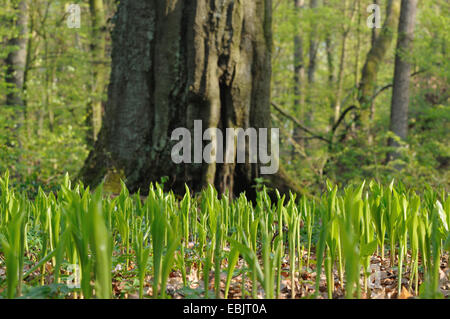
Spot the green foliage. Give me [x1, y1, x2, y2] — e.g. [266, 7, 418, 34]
[0, 0, 448, 300]
[0, 1, 115, 196]
[0, 173, 448, 299]
[0, 0, 447, 197]
[271, 0, 449, 193]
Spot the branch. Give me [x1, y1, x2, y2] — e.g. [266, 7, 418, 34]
[371, 83, 393, 101]
[332, 69, 427, 139]
[332, 105, 357, 135]
[271, 102, 331, 144]
[370, 69, 427, 102]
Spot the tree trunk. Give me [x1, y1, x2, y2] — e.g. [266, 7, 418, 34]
[333, 29, 348, 123]
[357, 0, 401, 126]
[23, 1, 34, 142]
[325, 35, 334, 85]
[5, 0, 28, 132]
[292, 0, 306, 152]
[304, 0, 319, 129]
[323, 0, 335, 128]
[353, 0, 361, 90]
[333, 0, 355, 123]
[387, 0, 418, 164]
[88, 0, 107, 144]
[80, 0, 285, 198]
[307, 0, 319, 84]
[368, 0, 379, 126]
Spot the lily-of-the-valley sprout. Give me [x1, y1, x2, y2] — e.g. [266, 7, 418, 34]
[0, 172, 448, 299]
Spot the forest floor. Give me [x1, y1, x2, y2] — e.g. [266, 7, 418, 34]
[0, 247, 448, 299]
[109, 248, 450, 300]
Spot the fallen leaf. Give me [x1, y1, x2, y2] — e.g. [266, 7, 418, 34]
[398, 286, 412, 299]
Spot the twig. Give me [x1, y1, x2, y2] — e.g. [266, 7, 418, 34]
[332, 105, 357, 135]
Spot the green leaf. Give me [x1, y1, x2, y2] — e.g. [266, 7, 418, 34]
[436, 200, 448, 232]
[361, 240, 378, 258]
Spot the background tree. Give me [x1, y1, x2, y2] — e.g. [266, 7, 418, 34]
[292, 0, 305, 152]
[387, 0, 418, 165]
[88, 0, 106, 144]
[0, 0, 114, 193]
[356, 0, 400, 131]
[5, 0, 28, 148]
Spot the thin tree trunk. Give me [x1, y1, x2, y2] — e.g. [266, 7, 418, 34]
[304, 0, 319, 128]
[325, 35, 334, 85]
[5, 0, 28, 144]
[354, 0, 361, 90]
[88, 0, 107, 143]
[333, 0, 356, 123]
[388, 0, 418, 164]
[23, 2, 34, 141]
[307, 0, 319, 84]
[324, 0, 335, 129]
[334, 31, 348, 123]
[37, 1, 51, 137]
[292, 0, 306, 152]
[325, 33, 335, 129]
[371, 0, 380, 48]
[369, 0, 379, 124]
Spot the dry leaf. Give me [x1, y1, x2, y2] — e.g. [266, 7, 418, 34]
[398, 286, 413, 299]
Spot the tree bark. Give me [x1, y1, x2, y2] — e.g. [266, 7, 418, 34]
[325, 35, 334, 85]
[292, 0, 306, 151]
[307, 0, 319, 84]
[303, 0, 319, 129]
[5, 0, 28, 130]
[353, 0, 361, 90]
[333, 0, 356, 123]
[357, 0, 400, 126]
[368, 0, 379, 125]
[388, 0, 418, 163]
[88, 0, 107, 144]
[80, 0, 282, 198]
[323, 0, 335, 128]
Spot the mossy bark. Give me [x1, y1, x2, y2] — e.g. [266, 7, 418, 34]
[357, 0, 401, 125]
[80, 0, 290, 198]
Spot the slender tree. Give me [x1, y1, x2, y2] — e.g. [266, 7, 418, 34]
[5, 0, 28, 134]
[88, 0, 107, 143]
[304, 0, 320, 131]
[307, 0, 319, 84]
[368, 0, 380, 125]
[333, 0, 356, 123]
[292, 0, 306, 150]
[388, 0, 418, 164]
